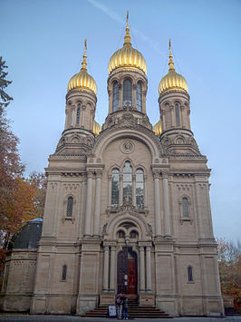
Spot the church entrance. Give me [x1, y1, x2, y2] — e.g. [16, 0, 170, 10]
[117, 247, 137, 299]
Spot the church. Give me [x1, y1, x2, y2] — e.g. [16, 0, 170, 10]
[1, 17, 224, 317]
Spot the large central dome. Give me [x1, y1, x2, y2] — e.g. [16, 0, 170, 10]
[108, 16, 147, 75]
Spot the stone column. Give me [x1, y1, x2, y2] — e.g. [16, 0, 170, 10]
[162, 110, 166, 131]
[103, 245, 109, 291]
[153, 170, 161, 236]
[110, 245, 116, 291]
[119, 84, 123, 110]
[89, 106, 94, 132]
[64, 107, 68, 129]
[162, 172, 171, 236]
[204, 182, 214, 237]
[70, 107, 75, 127]
[180, 105, 185, 128]
[170, 105, 174, 127]
[84, 171, 93, 236]
[142, 90, 147, 114]
[132, 174, 136, 207]
[93, 170, 102, 236]
[108, 88, 113, 114]
[80, 104, 86, 128]
[187, 106, 191, 129]
[146, 245, 152, 291]
[140, 246, 145, 291]
[132, 84, 137, 109]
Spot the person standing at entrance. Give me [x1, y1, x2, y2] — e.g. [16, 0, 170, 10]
[122, 296, 128, 320]
[116, 293, 123, 319]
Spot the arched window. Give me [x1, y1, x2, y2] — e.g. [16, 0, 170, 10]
[136, 169, 144, 209]
[136, 81, 142, 112]
[130, 230, 138, 239]
[110, 163, 146, 209]
[111, 169, 120, 208]
[175, 102, 181, 127]
[117, 230, 125, 239]
[76, 104, 81, 125]
[123, 161, 132, 203]
[66, 196, 73, 217]
[62, 264, 67, 281]
[112, 81, 119, 112]
[187, 265, 193, 282]
[182, 197, 189, 218]
[123, 79, 132, 107]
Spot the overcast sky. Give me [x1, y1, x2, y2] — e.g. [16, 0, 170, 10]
[1, 0, 241, 242]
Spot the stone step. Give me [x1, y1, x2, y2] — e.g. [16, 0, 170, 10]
[85, 305, 172, 318]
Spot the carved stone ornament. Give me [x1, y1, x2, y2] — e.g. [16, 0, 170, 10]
[120, 140, 135, 154]
[55, 132, 94, 156]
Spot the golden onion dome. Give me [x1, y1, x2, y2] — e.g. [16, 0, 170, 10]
[68, 40, 97, 95]
[92, 120, 101, 135]
[153, 119, 162, 136]
[159, 41, 188, 95]
[108, 14, 147, 75]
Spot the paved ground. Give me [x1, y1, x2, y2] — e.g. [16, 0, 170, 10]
[1, 315, 241, 322]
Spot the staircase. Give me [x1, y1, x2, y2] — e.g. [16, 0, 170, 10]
[85, 301, 171, 318]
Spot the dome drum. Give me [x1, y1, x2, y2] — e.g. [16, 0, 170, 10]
[66, 88, 97, 105]
[158, 89, 190, 104]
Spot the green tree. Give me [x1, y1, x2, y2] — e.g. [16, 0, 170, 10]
[0, 57, 24, 232]
[28, 171, 47, 218]
[0, 56, 13, 111]
[217, 239, 241, 313]
[0, 58, 24, 280]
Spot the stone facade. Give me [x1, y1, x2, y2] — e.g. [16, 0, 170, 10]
[0, 23, 224, 317]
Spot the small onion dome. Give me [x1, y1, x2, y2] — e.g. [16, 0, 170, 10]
[108, 13, 147, 75]
[93, 120, 101, 135]
[8, 218, 43, 250]
[153, 119, 162, 136]
[68, 40, 97, 95]
[159, 41, 188, 95]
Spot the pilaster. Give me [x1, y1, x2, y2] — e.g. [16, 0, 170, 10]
[153, 170, 161, 236]
[162, 171, 171, 237]
[93, 170, 102, 236]
[84, 171, 94, 236]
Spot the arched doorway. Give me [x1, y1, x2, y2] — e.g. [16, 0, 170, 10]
[117, 247, 137, 299]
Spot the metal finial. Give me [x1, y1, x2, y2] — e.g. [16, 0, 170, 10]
[124, 11, 131, 47]
[81, 39, 87, 71]
[168, 39, 175, 71]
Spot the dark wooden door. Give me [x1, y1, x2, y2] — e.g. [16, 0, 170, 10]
[117, 247, 137, 296]
[117, 247, 128, 294]
[128, 254, 137, 294]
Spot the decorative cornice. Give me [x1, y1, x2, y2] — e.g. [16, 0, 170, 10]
[158, 88, 190, 101]
[106, 202, 149, 217]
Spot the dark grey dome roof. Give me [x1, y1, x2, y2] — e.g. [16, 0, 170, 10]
[8, 218, 43, 250]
